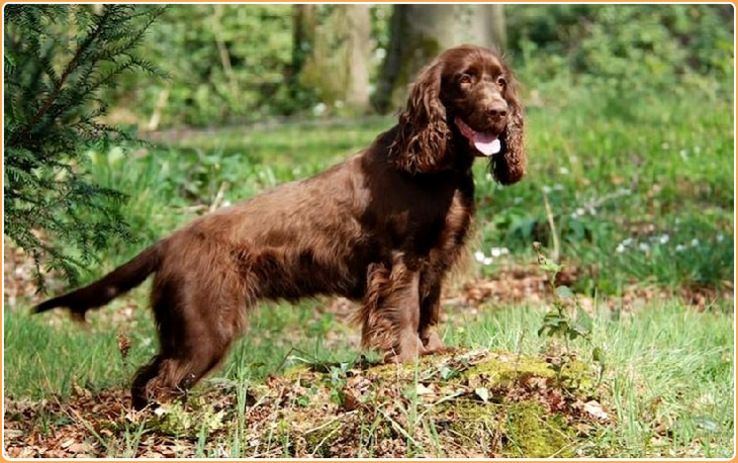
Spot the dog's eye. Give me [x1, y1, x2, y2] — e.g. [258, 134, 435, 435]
[497, 76, 507, 87]
[459, 73, 472, 84]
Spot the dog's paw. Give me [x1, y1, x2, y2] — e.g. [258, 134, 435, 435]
[420, 330, 445, 352]
[424, 345, 458, 356]
[383, 335, 424, 363]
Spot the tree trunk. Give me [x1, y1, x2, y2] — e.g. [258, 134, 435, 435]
[288, 5, 317, 104]
[343, 5, 371, 112]
[374, 4, 507, 113]
[484, 5, 507, 51]
[298, 5, 372, 115]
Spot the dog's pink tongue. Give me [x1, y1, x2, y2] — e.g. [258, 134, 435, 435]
[474, 132, 501, 156]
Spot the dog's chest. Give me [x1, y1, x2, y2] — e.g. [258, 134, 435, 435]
[387, 179, 475, 256]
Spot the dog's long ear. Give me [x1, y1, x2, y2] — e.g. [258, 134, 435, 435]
[492, 75, 526, 185]
[392, 61, 451, 174]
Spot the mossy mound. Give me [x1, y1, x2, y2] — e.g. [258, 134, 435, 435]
[263, 348, 610, 457]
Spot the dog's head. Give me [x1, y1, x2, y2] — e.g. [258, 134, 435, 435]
[393, 45, 526, 185]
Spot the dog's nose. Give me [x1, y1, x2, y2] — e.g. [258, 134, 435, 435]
[487, 101, 508, 119]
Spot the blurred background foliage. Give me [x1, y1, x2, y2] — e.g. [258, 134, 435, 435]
[98, 4, 733, 128]
[3, 4, 734, 289]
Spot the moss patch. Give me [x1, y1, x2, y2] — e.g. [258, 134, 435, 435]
[505, 402, 573, 457]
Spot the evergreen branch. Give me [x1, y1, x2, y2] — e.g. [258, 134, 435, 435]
[10, 6, 111, 147]
[4, 5, 164, 290]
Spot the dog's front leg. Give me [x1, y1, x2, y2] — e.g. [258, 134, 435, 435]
[384, 269, 425, 363]
[418, 271, 445, 353]
[360, 257, 424, 363]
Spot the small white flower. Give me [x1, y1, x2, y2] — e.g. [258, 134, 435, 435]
[474, 251, 486, 263]
[490, 247, 509, 257]
[716, 234, 725, 242]
[638, 242, 650, 252]
[576, 207, 585, 217]
[542, 185, 552, 194]
[675, 244, 687, 252]
[559, 167, 570, 175]
[691, 238, 700, 247]
[313, 102, 327, 115]
[659, 234, 669, 244]
[616, 238, 632, 253]
[482, 257, 493, 265]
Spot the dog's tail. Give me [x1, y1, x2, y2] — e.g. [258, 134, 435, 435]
[33, 242, 165, 321]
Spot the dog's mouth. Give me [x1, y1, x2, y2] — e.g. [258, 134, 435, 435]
[454, 118, 501, 157]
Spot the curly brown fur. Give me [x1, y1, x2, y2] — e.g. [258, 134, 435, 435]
[34, 45, 526, 409]
[495, 82, 526, 185]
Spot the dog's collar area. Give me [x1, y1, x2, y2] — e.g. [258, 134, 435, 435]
[454, 118, 501, 157]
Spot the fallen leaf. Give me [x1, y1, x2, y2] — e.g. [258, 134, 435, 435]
[584, 400, 609, 421]
[415, 384, 434, 396]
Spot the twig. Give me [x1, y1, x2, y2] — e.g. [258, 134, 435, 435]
[308, 418, 345, 457]
[579, 187, 632, 213]
[542, 189, 560, 263]
[378, 409, 422, 448]
[208, 182, 229, 212]
[415, 390, 465, 423]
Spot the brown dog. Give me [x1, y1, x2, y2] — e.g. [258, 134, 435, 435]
[35, 45, 526, 409]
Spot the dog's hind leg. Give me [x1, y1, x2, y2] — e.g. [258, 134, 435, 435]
[131, 319, 236, 409]
[131, 355, 164, 409]
[130, 272, 246, 409]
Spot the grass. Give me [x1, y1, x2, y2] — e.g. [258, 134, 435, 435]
[4, 298, 733, 457]
[3, 82, 734, 457]
[455, 303, 734, 457]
